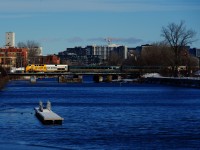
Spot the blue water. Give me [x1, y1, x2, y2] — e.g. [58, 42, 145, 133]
[1, 77, 200, 149]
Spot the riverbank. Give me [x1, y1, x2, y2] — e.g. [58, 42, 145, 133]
[143, 76, 200, 88]
[0, 76, 9, 90]
[0, 66, 9, 89]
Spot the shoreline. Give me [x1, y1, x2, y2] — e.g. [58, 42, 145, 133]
[0, 76, 9, 90]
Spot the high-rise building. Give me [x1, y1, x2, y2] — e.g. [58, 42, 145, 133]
[87, 44, 128, 61]
[5, 32, 15, 47]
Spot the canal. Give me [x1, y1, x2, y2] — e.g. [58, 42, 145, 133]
[1, 77, 200, 149]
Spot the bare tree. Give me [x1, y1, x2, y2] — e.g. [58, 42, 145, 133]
[17, 40, 41, 64]
[107, 51, 123, 65]
[161, 21, 197, 76]
[140, 42, 174, 67]
[122, 50, 139, 66]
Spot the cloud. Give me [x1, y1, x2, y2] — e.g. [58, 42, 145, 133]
[88, 37, 143, 44]
[39, 36, 143, 45]
[0, 0, 199, 13]
[87, 37, 106, 43]
[111, 37, 143, 44]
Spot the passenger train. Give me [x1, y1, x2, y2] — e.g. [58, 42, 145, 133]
[25, 64, 164, 73]
[25, 64, 68, 73]
[25, 64, 120, 73]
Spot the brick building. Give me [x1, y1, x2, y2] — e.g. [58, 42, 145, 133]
[0, 47, 28, 68]
[31, 55, 60, 64]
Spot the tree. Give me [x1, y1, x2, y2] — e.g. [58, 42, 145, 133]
[0, 66, 7, 77]
[161, 21, 197, 76]
[17, 40, 41, 64]
[140, 42, 174, 67]
[107, 51, 123, 65]
[122, 50, 139, 66]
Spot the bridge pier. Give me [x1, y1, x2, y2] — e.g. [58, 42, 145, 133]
[93, 75, 121, 82]
[58, 75, 82, 83]
[105, 75, 113, 82]
[93, 75, 103, 83]
[30, 76, 36, 83]
[112, 75, 122, 81]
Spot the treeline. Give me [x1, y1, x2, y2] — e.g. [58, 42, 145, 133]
[107, 21, 198, 77]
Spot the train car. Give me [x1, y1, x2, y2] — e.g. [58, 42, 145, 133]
[121, 66, 163, 73]
[68, 65, 121, 73]
[25, 64, 68, 73]
[46, 64, 68, 72]
[10, 67, 25, 73]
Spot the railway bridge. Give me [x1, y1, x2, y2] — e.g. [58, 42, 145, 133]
[8, 65, 163, 83]
[8, 71, 139, 83]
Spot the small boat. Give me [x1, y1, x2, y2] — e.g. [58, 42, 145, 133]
[34, 101, 64, 125]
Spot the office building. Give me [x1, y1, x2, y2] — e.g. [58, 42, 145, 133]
[5, 32, 15, 47]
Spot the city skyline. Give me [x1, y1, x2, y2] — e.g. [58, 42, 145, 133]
[0, 0, 199, 55]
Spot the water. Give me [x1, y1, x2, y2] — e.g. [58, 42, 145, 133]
[1, 77, 200, 149]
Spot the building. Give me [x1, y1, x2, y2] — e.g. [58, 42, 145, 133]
[32, 55, 60, 64]
[1, 32, 24, 68]
[58, 47, 87, 65]
[86, 44, 128, 62]
[189, 48, 200, 58]
[113, 45, 128, 60]
[0, 32, 28, 68]
[58, 44, 128, 65]
[196, 49, 200, 58]
[5, 32, 15, 47]
[45, 55, 60, 64]
[0, 47, 28, 68]
[58, 46, 100, 65]
[66, 47, 87, 56]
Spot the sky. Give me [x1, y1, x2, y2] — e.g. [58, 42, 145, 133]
[0, 0, 199, 55]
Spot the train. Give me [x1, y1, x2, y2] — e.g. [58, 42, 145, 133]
[25, 64, 120, 73]
[25, 64, 164, 73]
[25, 64, 68, 73]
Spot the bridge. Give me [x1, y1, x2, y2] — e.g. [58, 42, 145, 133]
[7, 71, 138, 83]
[7, 65, 162, 83]
[8, 65, 163, 77]
[8, 72, 129, 76]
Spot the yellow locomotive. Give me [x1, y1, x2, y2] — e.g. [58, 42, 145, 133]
[25, 64, 68, 73]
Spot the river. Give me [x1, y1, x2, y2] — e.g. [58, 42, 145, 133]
[0, 77, 200, 149]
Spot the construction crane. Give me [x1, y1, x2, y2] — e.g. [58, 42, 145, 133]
[105, 37, 112, 45]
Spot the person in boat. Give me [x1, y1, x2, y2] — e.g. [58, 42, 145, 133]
[39, 101, 43, 112]
[46, 101, 51, 110]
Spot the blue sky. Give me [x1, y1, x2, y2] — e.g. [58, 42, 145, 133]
[0, 0, 199, 55]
